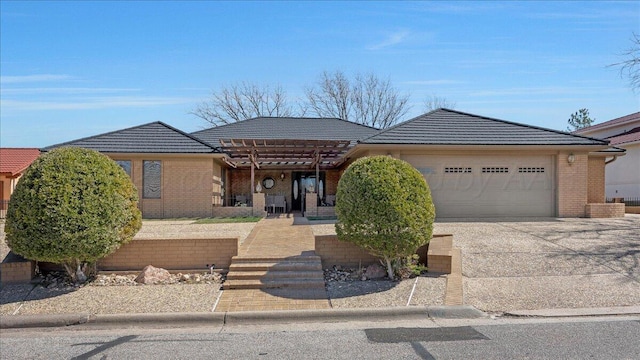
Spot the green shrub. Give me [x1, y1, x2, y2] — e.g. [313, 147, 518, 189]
[335, 156, 435, 279]
[5, 147, 142, 282]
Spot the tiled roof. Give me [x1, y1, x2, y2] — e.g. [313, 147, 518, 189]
[576, 112, 640, 133]
[607, 126, 640, 146]
[0, 148, 41, 176]
[44, 122, 221, 154]
[361, 109, 609, 146]
[191, 117, 379, 145]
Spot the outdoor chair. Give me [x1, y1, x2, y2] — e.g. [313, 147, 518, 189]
[325, 195, 336, 206]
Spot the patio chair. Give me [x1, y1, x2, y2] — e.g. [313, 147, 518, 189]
[325, 195, 336, 206]
[235, 195, 247, 206]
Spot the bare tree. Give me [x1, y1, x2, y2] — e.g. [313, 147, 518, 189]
[423, 94, 457, 112]
[304, 71, 352, 121]
[191, 82, 294, 126]
[610, 32, 640, 92]
[304, 70, 410, 128]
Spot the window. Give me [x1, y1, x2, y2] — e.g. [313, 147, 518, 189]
[445, 167, 472, 173]
[143, 160, 161, 199]
[482, 167, 509, 173]
[518, 167, 545, 173]
[115, 160, 132, 177]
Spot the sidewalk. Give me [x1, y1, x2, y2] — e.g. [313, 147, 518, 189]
[215, 215, 331, 312]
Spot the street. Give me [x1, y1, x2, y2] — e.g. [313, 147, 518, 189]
[1, 316, 639, 359]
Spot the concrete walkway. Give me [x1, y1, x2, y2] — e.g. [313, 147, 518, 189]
[215, 214, 330, 312]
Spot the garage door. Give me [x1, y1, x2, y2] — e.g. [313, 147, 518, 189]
[402, 155, 555, 218]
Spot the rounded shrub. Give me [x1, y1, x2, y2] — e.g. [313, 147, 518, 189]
[335, 155, 435, 279]
[5, 147, 142, 282]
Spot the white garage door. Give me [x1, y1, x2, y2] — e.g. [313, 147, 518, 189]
[402, 155, 555, 218]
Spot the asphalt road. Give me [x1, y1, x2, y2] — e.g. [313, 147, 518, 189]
[1, 316, 639, 359]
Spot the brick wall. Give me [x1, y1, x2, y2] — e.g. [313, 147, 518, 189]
[0, 260, 35, 284]
[585, 203, 625, 218]
[314, 235, 380, 268]
[305, 192, 318, 216]
[110, 156, 219, 219]
[252, 193, 267, 217]
[627, 206, 640, 214]
[325, 170, 341, 197]
[426, 235, 454, 273]
[98, 238, 238, 271]
[587, 157, 605, 203]
[557, 152, 589, 217]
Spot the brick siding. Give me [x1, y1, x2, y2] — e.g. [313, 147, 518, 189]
[557, 152, 588, 217]
[0, 260, 35, 284]
[587, 157, 605, 203]
[98, 238, 238, 271]
[314, 235, 380, 268]
[109, 155, 220, 219]
[585, 203, 625, 218]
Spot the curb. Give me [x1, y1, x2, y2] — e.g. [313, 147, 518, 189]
[0, 305, 485, 329]
[506, 306, 640, 318]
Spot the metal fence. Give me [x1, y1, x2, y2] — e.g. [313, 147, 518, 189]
[606, 197, 640, 206]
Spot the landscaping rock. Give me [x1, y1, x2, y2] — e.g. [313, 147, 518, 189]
[364, 264, 386, 279]
[135, 265, 171, 285]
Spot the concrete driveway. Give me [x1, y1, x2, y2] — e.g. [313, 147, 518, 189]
[434, 215, 640, 313]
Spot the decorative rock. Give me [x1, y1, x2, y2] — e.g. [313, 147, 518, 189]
[364, 264, 386, 279]
[180, 274, 191, 282]
[134, 265, 171, 285]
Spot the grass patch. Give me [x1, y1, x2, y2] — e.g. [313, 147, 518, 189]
[306, 215, 338, 221]
[193, 216, 262, 224]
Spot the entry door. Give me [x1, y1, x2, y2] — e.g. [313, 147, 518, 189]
[291, 172, 325, 211]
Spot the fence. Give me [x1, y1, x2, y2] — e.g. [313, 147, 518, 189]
[606, 197, 640, 206]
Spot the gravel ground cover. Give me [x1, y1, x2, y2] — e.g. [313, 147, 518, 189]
[0, 219, 447, 315]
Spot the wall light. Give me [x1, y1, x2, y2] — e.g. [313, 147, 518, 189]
[567, 153, 575, 165]
[280, 172, 285, 180]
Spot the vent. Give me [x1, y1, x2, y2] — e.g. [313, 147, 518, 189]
[445, 167, 472, 173]
[518, 167, 545, 173]
[482, 167, 509, 173]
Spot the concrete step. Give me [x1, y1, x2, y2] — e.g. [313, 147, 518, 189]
[229, 262, 322, 272]
[230, 255, 321, 263]
[222, 278, 326, 290]
[226, 270, 324, 280]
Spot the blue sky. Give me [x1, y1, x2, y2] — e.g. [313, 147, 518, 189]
[1, 1, 638, 148]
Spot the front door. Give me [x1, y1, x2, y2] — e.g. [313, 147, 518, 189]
[291, 171, 325, 211]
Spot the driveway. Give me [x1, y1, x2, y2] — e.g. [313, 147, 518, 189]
[434, 215, 640, 313]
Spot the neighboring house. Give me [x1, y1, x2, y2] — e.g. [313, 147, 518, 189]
[46, 109, 623, 219]
[574, 112, 640, 199]
[0, 148, 41, 217]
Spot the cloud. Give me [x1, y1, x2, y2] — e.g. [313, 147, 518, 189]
[367, 30, 410, 50]
[0, 74, 74, 84]
[0, 87, 141, 95]
[0, 96, 196, 111]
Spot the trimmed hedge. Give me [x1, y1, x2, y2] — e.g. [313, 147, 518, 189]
[5, 147, 142, 280]
[335, 156, 435, 278]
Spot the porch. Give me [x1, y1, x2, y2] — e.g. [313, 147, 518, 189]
[212, 138, 348, 218]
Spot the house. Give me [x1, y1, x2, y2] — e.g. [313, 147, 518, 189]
[0, 148, 41, 217]
[45, 109, 625, 219]
[573, 112, 640, 200]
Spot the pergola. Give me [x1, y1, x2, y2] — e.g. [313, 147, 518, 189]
[218, 138, 353, 194]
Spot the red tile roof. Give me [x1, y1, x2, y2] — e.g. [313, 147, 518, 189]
[577, 112, 640, 133]
[607, 127, 640, 146]
[0, 148, 41, 176]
